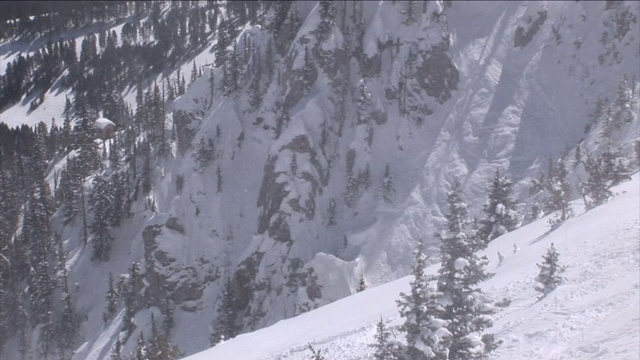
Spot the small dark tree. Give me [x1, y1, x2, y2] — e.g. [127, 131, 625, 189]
[162, 299, 175, 336]
[90, 175, 114, 262]
[535, 243, 567, 296]
[402, 0, 417, 25]
[110, 336, 122, 360]
[290, 153, 298, 176]
[216, 165, 223, 193]
[302, 46, 315, 91]
[134, 332, 148, 360]
[222, 43, 240, 96]
[306, 343, 326, 360]
[148, 314, 182, 360]
[356, 275, 367, 292]
[381, 165, 396, 204]
[371, 318, 400, 360]
[122, 262, 140, 335]
[317, 1, 335, 42]
[210, 277, 239, 345]
[103, 272, 119, 323]
[193, 138, 215, 172]
[543, 157, 574, 226]
[580, 153, 612, 209]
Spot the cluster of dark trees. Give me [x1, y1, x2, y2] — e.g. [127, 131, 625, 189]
[0, 52, 181, 359]
[0, 122, 80, 358]
[528, 75, 636, 225]
[0, 1, 268, 115]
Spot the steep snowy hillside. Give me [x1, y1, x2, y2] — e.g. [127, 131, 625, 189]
[184, 173, 640, 360]
[1, 1, 638, 359]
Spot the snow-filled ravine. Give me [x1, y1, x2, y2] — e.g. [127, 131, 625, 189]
[184, 173, 640, 360]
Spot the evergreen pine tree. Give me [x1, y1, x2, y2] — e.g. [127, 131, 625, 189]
[290, 154, 298, 176]
[222, 43, 240, 96]
[371, 318, 400, 360]
[123, 262, 140, 334]
[543, 157, 574, 226]
[600, 147, 632, 186]
[437, 183, 498, 360]
[216, 165, 223, 193]
[580, 152, 612, 209]
[190, 60, 198, 84]
[55, 239, 78, 354]
[110, 336, 122, 360]
[90, 175, 114, 262]
[382, 165, 396, 204]
[248, 48, 262, 111]
[397, 240, 449, 359]
[403, 0, 417, 25]
[317, 1, 335, 42]
[109, 171, 126, 226]
[62, 97, 74, 151]
[103, 272, 119, 323]
[211, 277, 239, 345]
[162, 299, 175, 336]
[134, 332, 148, 360]
[141, 139, 152, 194]
[535, 243, 567, 295]
[478, 170, 519, 242]
[147, 313, 182, 360]
[302, 46, 315, 91]
[208, 67, 215, 106]
[356, 275, 367, 292]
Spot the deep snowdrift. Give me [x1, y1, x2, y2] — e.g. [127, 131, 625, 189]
[184, 173, 640, 360]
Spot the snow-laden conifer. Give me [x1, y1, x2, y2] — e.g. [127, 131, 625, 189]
[437, 183, 498, 360]
[90, 175, 114, 262]
[397, 240, 450, 359]
[535, 243, 567, 295]
[371, 318, 400, 360]
[478, 170, 519, 242]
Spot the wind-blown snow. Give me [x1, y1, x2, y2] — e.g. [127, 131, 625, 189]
[184, 174, 640, 360]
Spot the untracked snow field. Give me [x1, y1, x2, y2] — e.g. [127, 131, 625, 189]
[184, 173, 640, 360]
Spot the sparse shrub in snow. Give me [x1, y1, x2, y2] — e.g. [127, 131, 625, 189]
[494, 298, 511, 308]
[371, 318, 401, 360]
[357, 275, 367, 292]
[306, 342, 326, 360]
[535, 243, 567, 296]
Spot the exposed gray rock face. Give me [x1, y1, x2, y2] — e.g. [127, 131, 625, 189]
[514, 10, 548, 48]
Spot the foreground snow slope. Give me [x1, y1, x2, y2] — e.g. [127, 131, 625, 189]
[184, 173, 640, 360]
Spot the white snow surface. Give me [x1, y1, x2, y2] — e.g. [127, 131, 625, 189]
[1, 1, 639, 359]
[94, 117, 115, 129]
[184, 174, 640, 360]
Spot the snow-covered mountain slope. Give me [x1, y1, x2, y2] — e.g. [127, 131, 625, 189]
[1, 1, 639, 359]
[184, 173, 640, 360]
